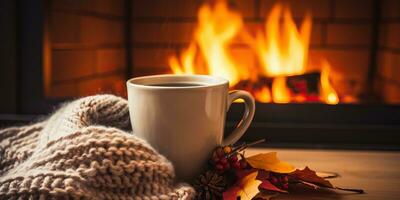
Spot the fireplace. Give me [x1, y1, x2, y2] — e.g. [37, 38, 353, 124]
[2, 0, 400, 148]
[42, 0, 400, 105]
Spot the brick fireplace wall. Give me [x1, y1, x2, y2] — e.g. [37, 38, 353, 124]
[377, 0, 400, 104]
[46, 0, 126, 98]
[131, 0, 375, 99]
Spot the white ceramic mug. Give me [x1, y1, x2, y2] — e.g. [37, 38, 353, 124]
[126, 74, 255, 180]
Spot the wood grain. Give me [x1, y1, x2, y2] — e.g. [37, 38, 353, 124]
[246, 148, 400, 200]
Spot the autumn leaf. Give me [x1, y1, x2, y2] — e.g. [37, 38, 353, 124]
[259, 180, 288, 193]
[246, 152, 295, 173]
[289, 167, 333, 188]
[223, 171, 262, 200]
[290, 167, 364, 193]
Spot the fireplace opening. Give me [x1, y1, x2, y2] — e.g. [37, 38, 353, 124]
[2, 0, 400, 148]
[42, 0, 400, 106]
[167, 2, 340, 104]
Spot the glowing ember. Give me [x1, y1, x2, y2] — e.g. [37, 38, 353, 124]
[168, 0, 339, 104]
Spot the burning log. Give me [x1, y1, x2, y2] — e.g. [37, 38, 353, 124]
[233, 72, 322, 103]
[286, 72, 320, 102]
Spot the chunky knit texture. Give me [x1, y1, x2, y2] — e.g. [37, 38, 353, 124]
[0, 95, 195, 200]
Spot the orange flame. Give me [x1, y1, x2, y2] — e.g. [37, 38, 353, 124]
[168, 0, 339, 104]
[169, 1, 244, 85]
[256, 3, 311, 77]
[169, 42, 197, 75]
[320, 60, 339, 105]
[254, 86, 272, 103]
[255, 3, 311, 103]
[272, 77, 291, 103]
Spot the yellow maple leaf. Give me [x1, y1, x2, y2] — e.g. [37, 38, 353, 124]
[238, 171, 262, 200]
[246, 152, 295, 173]
[223, 171, 262, 200]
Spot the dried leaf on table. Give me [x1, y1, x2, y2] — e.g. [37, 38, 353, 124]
[246, 152, 295, 173]
[290, 167, 365, 193]
[223, 171, 261, 200]
[289, 167, 333, 188]
[202, 141, 363, 198]
[259, 180, 288, 193]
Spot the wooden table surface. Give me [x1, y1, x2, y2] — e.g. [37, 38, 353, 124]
[246, 148, 400, 200]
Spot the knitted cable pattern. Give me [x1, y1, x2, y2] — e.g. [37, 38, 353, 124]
[0, 95, 195, 200]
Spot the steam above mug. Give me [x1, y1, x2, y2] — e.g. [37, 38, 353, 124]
[127, 74, 255, 181]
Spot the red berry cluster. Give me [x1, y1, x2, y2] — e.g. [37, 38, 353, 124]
[211, 146, 248, 173]
[269, 173, 289, 190]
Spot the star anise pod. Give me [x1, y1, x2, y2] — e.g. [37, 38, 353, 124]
[194, 170, 227, 200]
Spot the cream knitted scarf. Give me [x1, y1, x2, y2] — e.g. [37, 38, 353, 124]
[0, 95, 195, 200]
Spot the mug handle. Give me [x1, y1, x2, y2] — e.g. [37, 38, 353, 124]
[222, 90, 255, 146]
